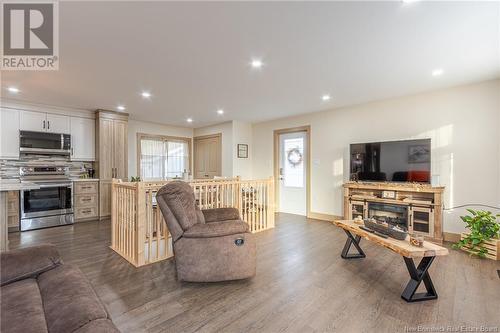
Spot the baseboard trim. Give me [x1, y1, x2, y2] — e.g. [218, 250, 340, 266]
[307, 212, 342, 222]
[443, 232, 461, 243]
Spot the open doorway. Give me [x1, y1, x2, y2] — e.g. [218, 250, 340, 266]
[273, 126, 310, 216]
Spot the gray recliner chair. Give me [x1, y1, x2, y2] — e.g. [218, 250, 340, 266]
[156, 181, 256, 282]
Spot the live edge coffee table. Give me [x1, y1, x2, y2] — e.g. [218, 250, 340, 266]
[333, 220, 449, 303]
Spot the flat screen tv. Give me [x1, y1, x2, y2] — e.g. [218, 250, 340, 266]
[350, 139, 431, 183]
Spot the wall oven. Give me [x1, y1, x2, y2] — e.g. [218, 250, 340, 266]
[20, 166, 74, 231]
[20, 131, 71, 155]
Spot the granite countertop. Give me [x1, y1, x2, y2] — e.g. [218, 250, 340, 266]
[0, 180, 40, 192]
[72, 178, 100, 182]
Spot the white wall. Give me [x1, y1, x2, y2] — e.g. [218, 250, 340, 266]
[194, 122, 234, 177]
[232, 121, 253, 179]
[252, 79, 500, 233]
[128, 119, 193, 178]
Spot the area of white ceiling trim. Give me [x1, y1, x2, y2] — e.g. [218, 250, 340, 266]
[2, 1, 499, 127]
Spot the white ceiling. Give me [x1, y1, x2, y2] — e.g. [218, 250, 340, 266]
[2, 1, 499, 127]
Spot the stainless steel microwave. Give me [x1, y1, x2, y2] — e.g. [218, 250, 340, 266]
[19, 131, 71, 155]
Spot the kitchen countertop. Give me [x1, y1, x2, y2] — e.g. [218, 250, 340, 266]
[0, 180, 40, 192]
[72, 178, 100, 182]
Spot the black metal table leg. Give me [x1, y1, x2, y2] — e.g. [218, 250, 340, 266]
[341, 230, 366, 259]
[401, 256, 437, 302]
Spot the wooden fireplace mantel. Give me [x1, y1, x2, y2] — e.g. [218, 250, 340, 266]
[343, 182, 445, 243]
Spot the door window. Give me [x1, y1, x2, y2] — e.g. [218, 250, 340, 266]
[283, 137, 304, 188]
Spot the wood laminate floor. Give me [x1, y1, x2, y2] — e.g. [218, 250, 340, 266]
[8, 214, 500, 333]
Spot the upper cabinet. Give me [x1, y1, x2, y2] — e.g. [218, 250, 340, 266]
[46, 114, 71, 134]
[0, 108, 20, 160]
[70, 117, 95, 161]
[20, 110, 70, 134]
[19, 110, 46, 132]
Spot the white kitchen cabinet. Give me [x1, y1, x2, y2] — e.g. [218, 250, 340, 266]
[20, 110, 70, 134]
[46, 114, 70, 134]
[70, 117, 95, 161]
[20, 110, 47, 132]
[0, 108, 20, 160]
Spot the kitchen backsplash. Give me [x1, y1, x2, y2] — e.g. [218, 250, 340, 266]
[0, 154, 94, 179]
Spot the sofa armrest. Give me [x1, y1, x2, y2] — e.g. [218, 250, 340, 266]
[0, 244, 62, 286]
[202, 208, 241, 223]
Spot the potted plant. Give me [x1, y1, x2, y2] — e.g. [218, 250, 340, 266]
[452, 209, 500, 259]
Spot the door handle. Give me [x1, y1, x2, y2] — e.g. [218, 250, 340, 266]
[43, 120, 46, 129]
[47, 120, 50, 130]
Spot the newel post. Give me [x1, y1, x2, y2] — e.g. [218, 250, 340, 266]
[269, 176, 275, 228]
[136, 181, 146, 266]
[111, 179, 117, 250]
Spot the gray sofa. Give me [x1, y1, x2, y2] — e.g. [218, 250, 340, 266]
[0, 244, 119, 333]
[156, 181, 256, 282]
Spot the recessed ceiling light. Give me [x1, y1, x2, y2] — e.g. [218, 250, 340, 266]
[401, 0, 419, 3]
[141, 91, 151, 98]
[217, 109, 224, 115]
[117, 105, 126, 111]
[186, 118, 193, 123]
[250, 59, 263, 69]
[322, 94, 331, 101]
[7, 87, 20, 93]
[432, 69, 444, 77]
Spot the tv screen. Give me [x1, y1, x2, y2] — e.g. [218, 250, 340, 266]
[350, 139, 431, 183]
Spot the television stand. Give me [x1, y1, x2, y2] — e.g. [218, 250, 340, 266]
[343, 182, 445, 243]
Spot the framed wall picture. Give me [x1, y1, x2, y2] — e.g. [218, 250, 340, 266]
[237, 144, 248, 158]
[408, 145, 430, 163]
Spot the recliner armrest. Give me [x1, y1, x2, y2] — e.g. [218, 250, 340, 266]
[0, 244, 62, 286]
[184, 220, 249, 238]
[202, 208, 241, 223]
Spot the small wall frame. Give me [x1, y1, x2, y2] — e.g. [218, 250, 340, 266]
[237, 144, 248, 158]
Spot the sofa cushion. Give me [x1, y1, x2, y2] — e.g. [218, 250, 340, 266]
[1, 244, 61, 286]
[37, 265, 110, 333]
[183, 220, 249, 238]
[156, 181, 198, 231]
[1, 279, 48, 333]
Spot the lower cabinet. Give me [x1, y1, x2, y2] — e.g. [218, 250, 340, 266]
[99, 181, 111, 219]
[349, 200, 366, 220]
[7, 191, 19, 232]
[74, 181, 99, 222]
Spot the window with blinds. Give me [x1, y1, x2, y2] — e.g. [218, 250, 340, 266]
[139, 135, 190, 180]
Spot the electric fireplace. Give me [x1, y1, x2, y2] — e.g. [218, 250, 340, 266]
[368, 203, 408, 231]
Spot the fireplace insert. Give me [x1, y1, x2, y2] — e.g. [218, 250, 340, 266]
[368, 203, 408, 231]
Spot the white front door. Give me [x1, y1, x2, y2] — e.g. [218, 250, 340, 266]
[279, 131, 307, 215]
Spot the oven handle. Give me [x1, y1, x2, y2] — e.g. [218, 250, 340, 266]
[36, 183, 73, 188]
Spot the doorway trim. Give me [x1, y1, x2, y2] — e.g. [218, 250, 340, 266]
[273, 125, 311, 217]
[193, 133, 222, 178]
